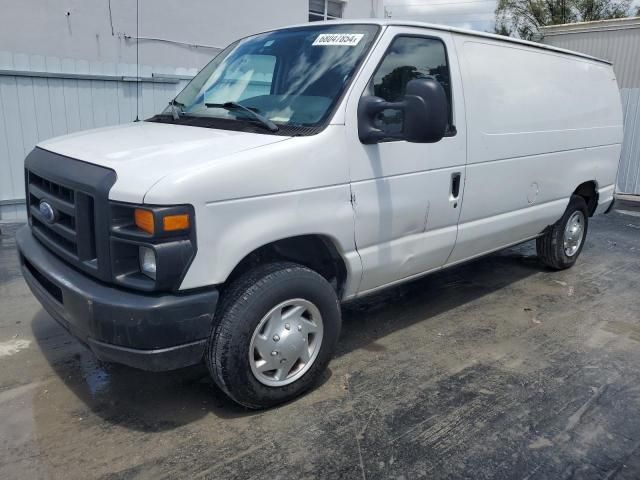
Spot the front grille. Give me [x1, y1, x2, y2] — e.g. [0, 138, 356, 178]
[24, 148, 116, 282]
[27, 170, 96, 262]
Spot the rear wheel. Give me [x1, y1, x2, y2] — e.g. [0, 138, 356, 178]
[536, 194, 589, 270]
[206, 262, 341, 409]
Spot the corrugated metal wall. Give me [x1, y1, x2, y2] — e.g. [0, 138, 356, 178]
[619, 88, 640, 194]
[543, 27, 640, 89]
[542, 18, 640, 195]
[0, 51, 199, 220]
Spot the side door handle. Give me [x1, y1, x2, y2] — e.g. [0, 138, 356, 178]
[450, 172, 461, 208]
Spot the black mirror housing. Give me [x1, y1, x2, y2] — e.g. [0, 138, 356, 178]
[403, 78, 449, 143]
[358, 78, 449, 144]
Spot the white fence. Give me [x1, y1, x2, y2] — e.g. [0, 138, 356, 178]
[0, 51, 199, 220]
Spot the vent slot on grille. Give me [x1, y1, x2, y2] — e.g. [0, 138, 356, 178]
[31, 216, 78, 255]
[29, 171, 75, 204]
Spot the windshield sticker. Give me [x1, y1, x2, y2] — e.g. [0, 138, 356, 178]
[312, 33, 364, 46]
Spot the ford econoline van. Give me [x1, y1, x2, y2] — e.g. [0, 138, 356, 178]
[16, 20, 623, 408]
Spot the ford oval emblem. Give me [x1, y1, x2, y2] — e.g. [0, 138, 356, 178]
[39, 200, 56, 224]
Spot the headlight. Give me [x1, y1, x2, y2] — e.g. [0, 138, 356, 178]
[110, 203, 196, 292]
[139, 246, 157, 279]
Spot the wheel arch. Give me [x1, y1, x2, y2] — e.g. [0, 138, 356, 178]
[573, 180, 599, 216]
[224, 234, 350, 298]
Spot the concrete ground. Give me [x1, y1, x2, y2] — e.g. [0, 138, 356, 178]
[1, 202, 640, 480]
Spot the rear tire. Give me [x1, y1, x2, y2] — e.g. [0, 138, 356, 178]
[536, 194, 589, 270]
[206, 262, 341, 409]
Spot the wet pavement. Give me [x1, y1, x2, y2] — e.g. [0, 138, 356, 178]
[1, 201, 640, 480]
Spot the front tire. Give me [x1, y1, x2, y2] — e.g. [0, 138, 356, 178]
[206, 262, 341, 409]
[536, 194, 589, 270]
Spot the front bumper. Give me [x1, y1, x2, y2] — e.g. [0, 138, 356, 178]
[16, 226, 218, 371]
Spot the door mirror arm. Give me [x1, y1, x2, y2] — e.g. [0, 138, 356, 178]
[357, 96, 406, 144]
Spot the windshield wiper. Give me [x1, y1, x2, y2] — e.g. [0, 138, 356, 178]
[205, 102, 279, 132]
[168, 99, 185, 121]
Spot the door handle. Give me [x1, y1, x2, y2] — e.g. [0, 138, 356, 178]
[450, 172, 461, 208]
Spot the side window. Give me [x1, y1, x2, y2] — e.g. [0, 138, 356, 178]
[368, 36, 452, 135]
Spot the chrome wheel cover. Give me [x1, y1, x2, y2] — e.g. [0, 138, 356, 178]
[563, 210, 585, 257]
[249, 299, 324, 387]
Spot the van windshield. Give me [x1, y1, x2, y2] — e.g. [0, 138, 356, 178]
[151, 24, 379, 135]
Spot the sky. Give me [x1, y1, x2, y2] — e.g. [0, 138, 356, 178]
[383, 0, 640, 34]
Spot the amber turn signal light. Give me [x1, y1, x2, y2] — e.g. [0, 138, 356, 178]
[163, 214, 190, 232]
[134, 209, 155, 234]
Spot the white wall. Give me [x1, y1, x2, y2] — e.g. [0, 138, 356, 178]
[343, 0, 385, 19]
[0, 0, 380, 71]
[0, 0, 308, 70]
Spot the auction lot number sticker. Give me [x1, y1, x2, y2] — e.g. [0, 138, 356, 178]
[312, 33, 364, 46]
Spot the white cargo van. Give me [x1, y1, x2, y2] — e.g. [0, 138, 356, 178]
[17, 20, 622, 408]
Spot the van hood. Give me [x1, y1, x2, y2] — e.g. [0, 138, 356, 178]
[37, 122, 291, 203]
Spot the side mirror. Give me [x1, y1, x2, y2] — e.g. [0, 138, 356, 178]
[358, 78, 448, 144]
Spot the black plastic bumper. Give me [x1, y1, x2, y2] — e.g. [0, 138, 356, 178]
[16, 226, 218, 371]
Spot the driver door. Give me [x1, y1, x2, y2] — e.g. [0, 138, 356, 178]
[345, 27, 467, 294]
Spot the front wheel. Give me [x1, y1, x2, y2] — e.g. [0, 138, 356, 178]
[536, 194, 589, 270]
[206, 262, 341, 409]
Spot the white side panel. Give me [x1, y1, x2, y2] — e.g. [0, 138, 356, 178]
[459, 38, 623, 165]
[453, 200, 566, 266]
[455, 144, 620, 230]
[447, 34, 623, 264]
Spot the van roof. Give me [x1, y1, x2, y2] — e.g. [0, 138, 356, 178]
[284, 19, 612, 66]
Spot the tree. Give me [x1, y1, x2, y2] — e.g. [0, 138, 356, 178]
[574, 0, 633, 21]
[374, 66, 422, 101]
[495, 0, 633, 40]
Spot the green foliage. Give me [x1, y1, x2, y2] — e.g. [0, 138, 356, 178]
[574, 0, 634, 21]
[494, 0, 633, 40]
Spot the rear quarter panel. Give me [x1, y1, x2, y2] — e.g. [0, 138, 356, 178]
[448, 34, 623, 263]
